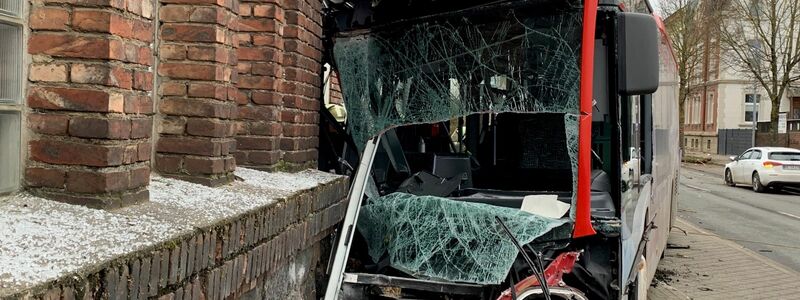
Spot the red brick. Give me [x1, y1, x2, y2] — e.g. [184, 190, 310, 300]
[159, 98, 234, 119]
[159, 5, 192, 22]
[129, 166, 150, 188]
[133, 70, 154, 91]
[131, 118, 153, 139]
[238, 18, 277, 32]
[159, 63, 222, 81]
[161, 82, 187, 96]
[28, 113, 69, 135]
[238, 75, 275, 89]
[224, 156, 235, 171]
[251, 63, 281, 76]
[25, 167, 66, 188]
[66, 170, 129, 193]
[122, 144, 140, 164]
[28, 33, 112, 59]
[237, 106, 278, 121]
[29, 64, 69, 82]
[184, 157, 225, 175]
[188, 83, 227, 100]
[124, 94, 154, 114]
[252, 34, 280, 47]
[253, 5, 281, 19]
[189, 7, 226, 24]
[159, 117, 187, 135]
[127, 0, 143, 16]
[72, 10, 112, 32]
[137, 142, 152, 161]
[186, 118, 230, 137]
[69, 117, 131, 139]
[221, 139, 236, 155]
[250, 122, 281, 136]
[160, 24, 222, 43]
[188, 46, 228, 63]
[30, 7, 70, 31]
[251, 91, 282, 105]
[236, 136, 276, 150]
[28, 87, 124, 113]
[71, 64, 133, 89]
[160, 44, 187, 60]
[29, 139, 126, 167]
[155, 154, 182, 173]
[246, 151, 279, 165]
[157, 137, 223, 156]
[239, 3, 251, 16]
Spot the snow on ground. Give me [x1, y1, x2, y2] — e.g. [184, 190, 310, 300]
[0, 168, 342, 295]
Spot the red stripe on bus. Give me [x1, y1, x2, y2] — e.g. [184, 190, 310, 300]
[574, 0, 599, 238]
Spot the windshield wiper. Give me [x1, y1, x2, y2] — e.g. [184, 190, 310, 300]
[495, 216, 551, 300]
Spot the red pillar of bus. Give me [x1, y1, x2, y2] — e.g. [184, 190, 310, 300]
[574, 0, 599, 238]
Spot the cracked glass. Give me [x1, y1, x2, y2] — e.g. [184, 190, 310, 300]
[358, 192, 568, 284]
[334, 2, 583, 284]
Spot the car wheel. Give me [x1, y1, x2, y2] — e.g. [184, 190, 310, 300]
[725, 169, 736, 186]
[752, 172, 766, 193]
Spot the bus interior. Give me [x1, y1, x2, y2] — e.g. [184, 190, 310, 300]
[317, 0, 669, 299]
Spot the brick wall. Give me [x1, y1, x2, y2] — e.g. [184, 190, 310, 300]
[4, 176, 348, 300]
[235, 0, 323, 171]
[328, 71, 343, 105]
[23, 0, 327, 205]
[26, 0, 155, 208]
[154, 0, 240, 186]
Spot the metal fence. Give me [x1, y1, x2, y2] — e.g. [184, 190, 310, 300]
[718, 129, 753, 155]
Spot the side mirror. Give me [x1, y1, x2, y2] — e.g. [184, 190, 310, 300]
[617, 12, 659, 95]
[729, 156, 737, 161]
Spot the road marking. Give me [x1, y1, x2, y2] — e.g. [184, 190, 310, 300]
[778, 211, 800, 221]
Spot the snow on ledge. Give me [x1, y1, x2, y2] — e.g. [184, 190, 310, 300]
[0, 168, 344, 295]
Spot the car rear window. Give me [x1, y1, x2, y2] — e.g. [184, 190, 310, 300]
[768, 152, 800, 161]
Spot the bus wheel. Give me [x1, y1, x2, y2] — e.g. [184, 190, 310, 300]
[725, 169, 735, 187]
[752, 172, 766, 193]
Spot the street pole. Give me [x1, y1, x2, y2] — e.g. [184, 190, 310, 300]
[752, 87, 757, 147]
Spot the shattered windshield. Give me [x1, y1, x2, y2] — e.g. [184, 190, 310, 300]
[333, 1, 585, 285]
[358, 193, 568, 284]
[333, 4, 583, 148]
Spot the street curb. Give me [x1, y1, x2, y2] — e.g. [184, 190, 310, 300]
[673, 218, 800, 278]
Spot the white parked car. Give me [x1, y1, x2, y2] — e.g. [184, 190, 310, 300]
[724, 147, 800, 192]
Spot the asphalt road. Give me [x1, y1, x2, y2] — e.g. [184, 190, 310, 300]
[677, 164, 800, 272]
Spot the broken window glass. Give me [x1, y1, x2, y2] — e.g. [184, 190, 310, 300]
[334, 4, 584, 211]
[335, 2, 584, 285]
[333, 7, 583, 149]
[357, 192, 568, 284]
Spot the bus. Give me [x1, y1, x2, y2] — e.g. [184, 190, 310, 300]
[317, 0, 680, 299]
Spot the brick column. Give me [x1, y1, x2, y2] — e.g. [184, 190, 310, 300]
[26, 0, 155, 208]
[234, 1, 285, 170]
[235, 0, 322, 171]
[155, 0, 239, 186]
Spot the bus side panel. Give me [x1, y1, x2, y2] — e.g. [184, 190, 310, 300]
[643, 23, 681, 287]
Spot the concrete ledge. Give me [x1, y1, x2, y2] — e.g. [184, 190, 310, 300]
[0, 168, 349, 299]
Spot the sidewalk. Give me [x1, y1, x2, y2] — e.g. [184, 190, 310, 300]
[648, 219, 800, 299]
[683, 151, 732, 167]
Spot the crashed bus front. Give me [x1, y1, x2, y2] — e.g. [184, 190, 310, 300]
[318, 0, 678, 299]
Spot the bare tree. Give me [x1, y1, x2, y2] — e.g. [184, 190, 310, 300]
[660, 0, 708, 140]
[718, 0, 800, 134]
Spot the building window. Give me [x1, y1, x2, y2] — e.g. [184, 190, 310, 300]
[0, 5, 24, 194]
[745, 94, 761, 122]
[707, 140, 711, 149]
[705, 93, 714, 124]
[691, 96, 702, 124]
